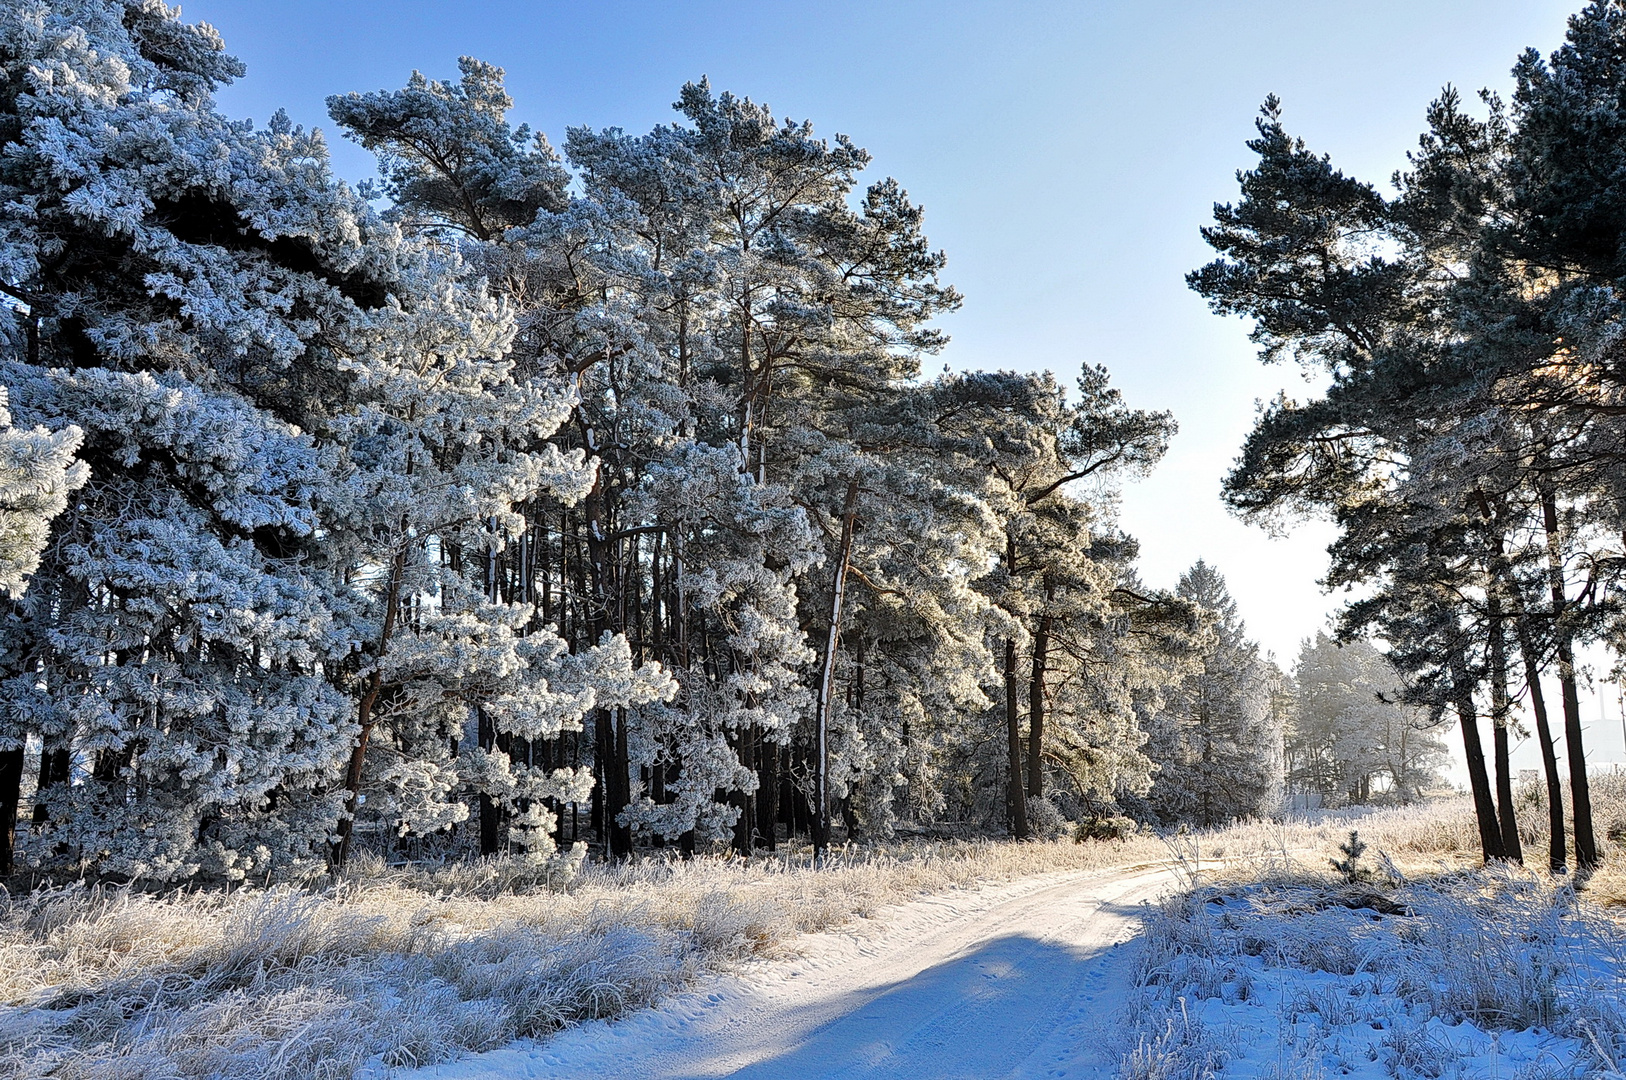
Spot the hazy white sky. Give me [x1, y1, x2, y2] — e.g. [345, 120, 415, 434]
[183, 0, 1624, 767]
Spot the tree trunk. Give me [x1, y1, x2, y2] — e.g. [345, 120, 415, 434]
[1512, 614, 1567, 872]
[839, 797, 860, 841]
[611, 707, 633, 857]
[1027, 600, 1052, 804]
[480, 524, 505, 856]
[592, 709, 611, 851]
[478, 706, 501, 856]
[757, 730, 778, 850]
[0, 748, 21, 875]
[1004, 532, 1029, 839]
[335, 675, 383, 867]
[1488, 600, 1522, 864]
[32, 743, 67, 825]
[335, 538, 409, 868]
[730, 725, 756, 856]
[1450, 649, 1505, 863]
[1492, 719, 1521, 863]
[812, 480, 860, 859]
[1477, 494, 1565, 873]
[1540, 487, 1598, 870]
[1005, 636, 1029, 837]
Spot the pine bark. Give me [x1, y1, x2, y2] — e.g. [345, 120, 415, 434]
[730, 725, 755, 855]
[32, 744, 67, 826]
[1004, 533, 1029, 840]
[1026, 605, 1051, 803]
[478, 706, 501, 857]
[1450, 649, 1505, 863]
[1488, 601, 1523, 864]
[1540, 487, 1598, 869]
[812, 480, 860, 858]
[1477, 496, 1565, 871]
[0, 748, 21, 875]
[1512, 615, 1567, 872]
[757, 732, 778, 850]
[334, 538, 409, 868]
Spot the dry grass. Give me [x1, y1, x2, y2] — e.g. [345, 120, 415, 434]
[4, 786, 1620, 1080]
[1114, 777, 1626, 1080]
[1, 833, 1178, 1079]
[1120, 864, 1626, 1079]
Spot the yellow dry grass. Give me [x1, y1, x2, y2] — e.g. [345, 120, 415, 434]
[3, 785, 1622, 1079]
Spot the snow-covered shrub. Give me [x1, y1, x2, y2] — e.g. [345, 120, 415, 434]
[1025, 796, 1070, 840]
[1379, 1020, 1459, 1080]
[1075, 814, 1139, 842]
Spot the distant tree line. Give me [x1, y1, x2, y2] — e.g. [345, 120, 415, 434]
[1287, 634, 1449, 808]
[0, 0, 1294, 883]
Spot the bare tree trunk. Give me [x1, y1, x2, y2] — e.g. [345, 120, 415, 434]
[813, 480, 859, 859]
[1488, 599, 1523, 864]
[611, 706, 633, 857]
[1540, 487, 1598, 870]
[479, 523, 504, 856]
[1450, 648, 1505, 864]
[334, 539, 409, 868]
[757, 729, 777, 851]
[730, 724, 756, 855]
[1026, 600, 1052, 803]
[1004, 534, 1030, 840]
[0, 748, 21, 875]
[1477, 494, 1566, 872]
[1511, 614, 1567, 872]
[478, 707, 502, 856]
[1005, 636, 1029, 838]
[32, 743, 67, 826]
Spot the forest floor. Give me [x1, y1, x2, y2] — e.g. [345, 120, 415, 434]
[4, 789, 1626, 1079]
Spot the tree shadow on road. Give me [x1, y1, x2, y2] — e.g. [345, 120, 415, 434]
[690, 931, 1133, 1080]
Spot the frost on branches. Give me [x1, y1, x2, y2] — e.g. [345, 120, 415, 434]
[0, 1, 1277, 882]
[0, 0, 664, 881]
[0, 387, 85, 595]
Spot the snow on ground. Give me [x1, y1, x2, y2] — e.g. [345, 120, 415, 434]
[393, 852, 1626, 1080]
[1184, 965, 1588, 1080]
[1122, 865, 1624, 1080]
[397, 864, 1182, 1080]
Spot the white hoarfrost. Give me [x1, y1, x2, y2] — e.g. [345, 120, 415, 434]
[0, 386, 85, 595]
[0, 0, 669, 880]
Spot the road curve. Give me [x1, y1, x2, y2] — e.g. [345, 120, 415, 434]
[414, 865, 1179, 1080]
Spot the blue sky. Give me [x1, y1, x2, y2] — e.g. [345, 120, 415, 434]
[183, 0, 1624, 764]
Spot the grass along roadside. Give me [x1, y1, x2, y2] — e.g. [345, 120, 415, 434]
[2, 786, 1620, 1080]
[1118, 861, 1626, 1080]
[1116, 778, 1626, 1080]
[1, 832, 1180, 1080]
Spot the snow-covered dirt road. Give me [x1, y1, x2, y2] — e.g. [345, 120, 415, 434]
[414, 864, 1178, 1080]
